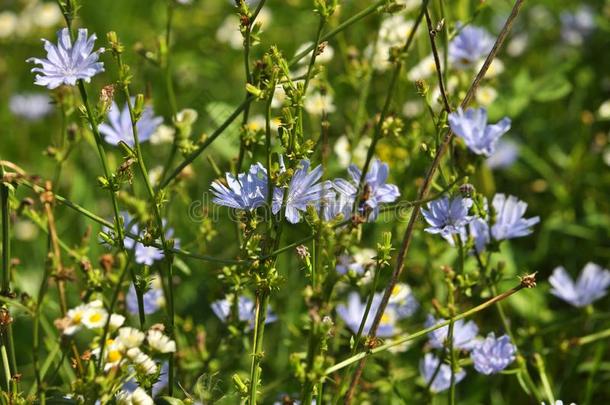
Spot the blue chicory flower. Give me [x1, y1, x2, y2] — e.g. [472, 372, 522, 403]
[448, 107, 511, 157]
[104, 212, 178, 266]
[422, 196, 473, 240]
[336, 292, 396, 338]
[486, 139, 519, 170]
[469, 217, 490, 253]
[490, 193, 539, 240]
[210, 163, 268, 211]
[272, 159, 333, 224]
[9, 93, 53, 120]
[449, 25, 494, 69]
[337, 290, 417, 339]
[335, 250, 375, 276]
[211, 295, 277, 330]
[420, 353, 466, 393]
[470, 333, 516, 375]
[549, 263, 610, 308]
[333, 158, 400, 221]
[126, 276, 165, 316]
[98, 99, 163, 147]
[28, 28, 105, 89]
[389, 283, 420, 318]
[560, 6, 595, 46]
[426, 315, 479, 351]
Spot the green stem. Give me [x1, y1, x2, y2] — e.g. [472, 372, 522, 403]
[534, 353, 554, 404]
[158, 2, 179, 186]
[0, 340, 10, 392]
[248, 292, 270, 404]
[575, 327, 610, 346]
[76, 81, 126, 249]
[1, 163, 10, 294]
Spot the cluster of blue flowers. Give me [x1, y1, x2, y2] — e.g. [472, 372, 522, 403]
[421, 316, 517, 391]
[210, 158, 399, 224]
[422, 193, 540, 252]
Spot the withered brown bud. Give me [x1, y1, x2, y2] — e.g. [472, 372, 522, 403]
[295, 245, 310, 260]
[520, 272, 537, 289]
[99, 254, 114, 273]
[0, 308, 13, 328]
[80, 258, 92, 273]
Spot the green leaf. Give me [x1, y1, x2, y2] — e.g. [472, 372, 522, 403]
[173, 256, 192, 276]
[155, 397, 185, 405]
[531, 74, 573, 102]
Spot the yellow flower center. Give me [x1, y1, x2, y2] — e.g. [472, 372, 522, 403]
[108, 350, 122, 363]
[89, 312, 102, 323]
[380, 313, 392, 325]
[72, 312, 82, 324]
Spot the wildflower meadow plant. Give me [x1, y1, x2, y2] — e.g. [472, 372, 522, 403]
[2, 0, 608, 403]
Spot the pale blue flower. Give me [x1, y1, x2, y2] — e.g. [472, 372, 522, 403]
[272, 159, 333, 224]
[211, 295, 277, 330]
[560, 6, 595, 46]
[126, 277, 164, 315]
[337, 292, 394, 338]
[420, 353, 466, 393]
[389, 283, 419, 318]
[9, 93, 53, 120]
[469, 217, 490, 253]
[549, 263, 610, 308]
[103, 212, 178, 266]
[470, 333, 516, 375]
[486, 139, 519, 169]
[99, 100, 163, 147]
[337, 291, 415, 338]
[210, 163, 268, 210]
[448, 107, 511, 157]
[335, 252, 371, 276]
[426, 315, 479, 351]
[422, 196, 473, 240]
[28, 28, 104, 89]
[490, 194, 539, 240]
[449, 25, 494, 69]
[333, 158, 400, 220]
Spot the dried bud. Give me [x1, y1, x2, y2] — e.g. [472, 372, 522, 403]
[0, 308, 13, 329]
[296, 245, 310, 260]
[519, 272, 537, 289]
[99, 254, 114, 273]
